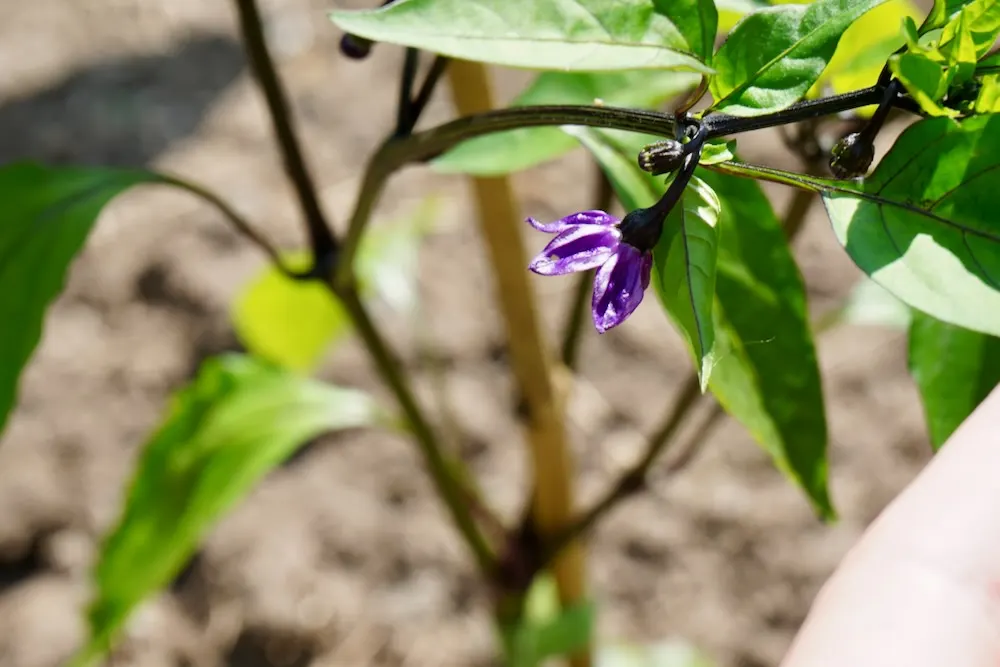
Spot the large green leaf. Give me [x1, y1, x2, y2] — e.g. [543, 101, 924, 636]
[329, 0, 713, 73]
[699, 171, 832, 518]
[710, 0, 889, 116]
[652, 177, 722, 391]
[76, 354, 386, 665]
[232, 199, 437, 372]
[433, 70, 698, 176]
[821, 115, 1000, 337]
[653, 0, 719, 62]
[909, 312, 1000, 448]
[0, 163, 157, 441]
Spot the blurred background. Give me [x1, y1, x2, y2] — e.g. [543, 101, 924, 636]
[0, 0, 931, 665]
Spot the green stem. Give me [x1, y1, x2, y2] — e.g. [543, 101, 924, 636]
[339, 288, 494, 573]
[233, 0, 338, 263]
[156, 173, 299, 277]
[544, 374, 702, 561]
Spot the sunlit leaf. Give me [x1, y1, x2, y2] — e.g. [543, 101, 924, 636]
[889, 51, 959, 116]
[975, 74, 1000, 111]
[0, 162, 157, 442]
[329, 0, 713, 73]
[433, 70, 698, 176]
[76, 354, 387, 665]
[710, 0, 890, 115]
[821, 115, 1000, 336]
[654, 0, 719, 62]
[909, 312, 1000, 448]
[231, 199, 438, 372]
[814, 0, 921, 105]
[922, 0, 978, 31]
[653, 176, 722, 391]
[699, 170, 832, 518]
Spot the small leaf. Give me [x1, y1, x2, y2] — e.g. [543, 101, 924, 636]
[0, 162, 157, 442]
[699, 170, 833, 518]
[653, 176, 722, 391]
[909, 312, 1000, 448]
[232, 199, 437, 372]
[654, 0, 719, 62]
[974, 73, 1000, 112]
[821, 115, 1000, 337]
[77, 354, 386, 664]
[699, 139, 736, 166]
[938, 0, 1000, 58]
[922, 0, 978, 31]
[710, 0, 890, 116]
[232, 252, 349, 372]
[433, 70, 698, 176]
[889, 51, 960, 117]
[329, 0, 713, 74]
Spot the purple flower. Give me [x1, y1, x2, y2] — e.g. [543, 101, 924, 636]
[527, 210, 652, 334]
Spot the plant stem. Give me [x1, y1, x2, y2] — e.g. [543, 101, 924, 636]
[155, 173, 301, 278]
[409, 56, 451, 128]
[560, 169, 613, 370]
[395, 48, 420, 136]
[545, 375, 701, 559]
[338, 288, 494, 573]
[233, 0, 338, 265]
[447, 60, 589, 667]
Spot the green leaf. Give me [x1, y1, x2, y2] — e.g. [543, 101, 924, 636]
[699, 170, 832, 518]
[502, 574, 594, 667]
[815, 0, 921, 101]
[232, 199, 437, 372]
[329, 0, 713, 74]
[0, 162, 156, 442]
[821, 115, 1000, 338]
[654, 0, 719, 61]
[922, 0, 977, 31]
[652, 176, 722, 391]
[974, 73, 1000, 112]
[909, 312, 1000, 448]
[889, 51, 959, 117]
[433, 70, 698, 176]
[232, 252, 348, 372]
[699, 139, 736, 165]
[77, 354, 385, 665]
[710, 0, 890, 116]
[938, 0, 1000, 58]
[599, 640, 714, 667]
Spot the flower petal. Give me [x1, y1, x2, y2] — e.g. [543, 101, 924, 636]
[592, 244, 650, 333]
[529, 225, 621, 276]
[526, 210, 619, 234]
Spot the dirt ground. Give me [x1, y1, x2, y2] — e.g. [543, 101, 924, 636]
[0, 1, 935, 666]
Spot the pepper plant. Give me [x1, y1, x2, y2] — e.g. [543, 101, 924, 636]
[3, 0, 1000, 665]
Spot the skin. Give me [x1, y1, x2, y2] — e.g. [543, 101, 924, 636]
[782, 385, 1000, 667]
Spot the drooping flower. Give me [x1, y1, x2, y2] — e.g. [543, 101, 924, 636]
[527, 210, 653, 333]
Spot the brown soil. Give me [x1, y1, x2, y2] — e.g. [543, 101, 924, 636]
[0, 1, 932, 666]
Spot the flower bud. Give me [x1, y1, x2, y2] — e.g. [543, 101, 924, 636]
[829, 132, 874, 179]
[340, 33, 373, 59]
[638, 140, 685, 176]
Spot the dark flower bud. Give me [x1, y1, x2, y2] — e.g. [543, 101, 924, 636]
[618, 205, 667, 252]
[340, 33, 374, 59]
[638, 140, 685, 176]
[829, 132, 874, 179]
